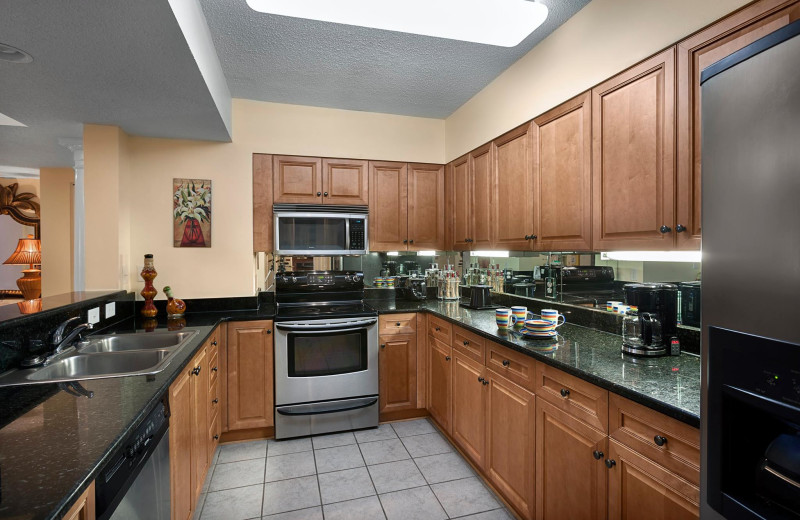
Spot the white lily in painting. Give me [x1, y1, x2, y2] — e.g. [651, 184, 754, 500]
[173, 180, 211, 224]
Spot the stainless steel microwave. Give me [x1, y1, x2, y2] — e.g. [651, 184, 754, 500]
[273, 204, 368, 255]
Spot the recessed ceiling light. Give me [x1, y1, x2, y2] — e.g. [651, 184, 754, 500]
[0, 42, 33, 63]
[246, 0, 549, 47]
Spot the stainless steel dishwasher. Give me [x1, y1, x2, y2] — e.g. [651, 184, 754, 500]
[95, 397, 170, 520]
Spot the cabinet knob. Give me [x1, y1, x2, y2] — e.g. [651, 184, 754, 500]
[396, 322, 401, 326]
[409, 239, 414, 244]
[191, 366, 201, 376]
[267, 329, 272, 335]
[212, 340, 217, 346]
[483, 379, 489, 386]
[445, 356, 451, 361]
[654, 435, 668, 447]
[317, 192, 322, 197]
[435, 327, 441, 331]
[659, 225, 672, 234]
[213, 434, 219, 440]
[593, 450, 604, 460]
[531, 235, 537, 240]
[463, 340, 469, 346]
[502, 359, 510, 367]
[524, 235, 531, 240]
[212, 398, 219, 404]
[212, 366, 218, 372]
[324, 192, 329, 197]
[605, 459, 616, 469]
[464, 238, 469, 242]
[381, 344, 386, 349]
[560, 388, 570, 398]
[403, 239, 408, 244]
[676, 224, 687, 233]
[478, 376, 485, 383]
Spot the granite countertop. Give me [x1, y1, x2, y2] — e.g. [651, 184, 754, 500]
[0, 310, 274, 520]
[368, 299, 701, 427]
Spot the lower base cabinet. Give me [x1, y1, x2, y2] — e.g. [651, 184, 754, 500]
[451, 351, 486, 467]
[536, 398, 607, 520]
[63, 481, 95, 520]
[226, 321, 274, 431]
[427, 336, 452, 434]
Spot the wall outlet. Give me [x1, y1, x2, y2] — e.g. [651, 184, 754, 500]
[105, 302, 116, 319]
[88, 307, 100, 325]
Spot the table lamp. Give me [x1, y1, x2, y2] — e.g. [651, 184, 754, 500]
[4, 234, 41, 300]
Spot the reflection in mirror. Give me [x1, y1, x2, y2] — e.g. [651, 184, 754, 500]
[0, 180, 40, 309]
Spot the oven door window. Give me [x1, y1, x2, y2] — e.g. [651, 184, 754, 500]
[277, 216, 347, 252]
[287, 329, 368, 377]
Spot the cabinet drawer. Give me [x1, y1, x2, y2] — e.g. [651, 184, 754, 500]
[453, 327, 484, 364]
[380, 314, 417, 335]
[609, 393, 700, 485]
[485, 341, 536, 392]
[428, 316, 452, 344]
[534, 363, 609, 432]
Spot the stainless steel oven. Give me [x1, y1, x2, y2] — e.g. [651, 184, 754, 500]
[274, 314, 379, 439]
[273, 204, 368, 256]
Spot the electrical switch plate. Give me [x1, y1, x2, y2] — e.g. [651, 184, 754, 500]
[106, 302, 116, 319]
[88, 307, 100, 325]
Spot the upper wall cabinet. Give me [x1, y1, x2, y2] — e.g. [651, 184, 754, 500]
[471, 144, 494, 250]
[408, 163, 445, 251]
[493, 123, 536, 251]
[273, 155, 369, 205]
[677, 0, 800, 249]
[253, 154, 273, 252]
[448, 154, 472, 251]
[533, 92, 593, 251]
[369, 161, 408, 251]
[592, 48, 677, 251]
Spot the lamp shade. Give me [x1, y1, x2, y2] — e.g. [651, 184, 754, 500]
[4, 234, 41, 266]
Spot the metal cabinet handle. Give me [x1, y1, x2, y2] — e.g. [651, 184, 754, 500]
[524, 235, 531, 240]
[212, 340, 217, 346]
[676, 224, 687, 233]
[212, 398, 219, 404]
[502, 360, 510, 367]
[191, 366, 201, 376]
[396, 322, 401, 326]
[605, 459, 616, 469]
[482, 379, 489, 386]
[435, 327, 441, 331]
[213, 434, 219, 440]
[478, 376, 485, 383]
[212, 366, 218, 372]
[654, 435, 668, 446]
[324, 192, 329, 197]
[317, 192, 322, 197]
[381, 344, 386, 349]
[560, 388, 570, 398]
[593, 450, 604, 460]
[463, 340, 469, 346]
[403, 239, 408, 244]
[445, 356, 451, 361]
[267, 329, 272, 335]
[409, 239, 414, 244]
[660, 225, 672, 234]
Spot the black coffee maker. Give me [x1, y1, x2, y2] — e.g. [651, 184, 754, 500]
[622, 283, 680, 356]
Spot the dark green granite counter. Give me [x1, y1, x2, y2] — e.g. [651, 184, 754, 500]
[368, 299, 701, 428]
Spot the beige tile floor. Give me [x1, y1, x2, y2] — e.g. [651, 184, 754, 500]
[194, 418, 514, 520]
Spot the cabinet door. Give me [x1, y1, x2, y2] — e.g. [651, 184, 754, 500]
[273, 155, 323, 204]
[536, 398, 607, 520]
[592, 48, 676, 250]
[676, 0, 800, 249]
[227, 321, 274, 431]
[493, 123, 535, 251]
[169, 368, 194, 520]
[607, 439, 699, 520]
[63, 481, 95, 520]
[369, 161, 408, 251]
[322, 158, 369, 205]
[471, 144, 494, 249]
[451, 350, 486, 468]
[449, 154, 472, 250]
[534, 92, 593, 251]
[191, 347, 209, 501]
[485, 371, 536, 520]
[427, 336, 452, 434]
[408, 163, 445, 251]
[379, 334, 417, 414]
[252, 154, 273, 252]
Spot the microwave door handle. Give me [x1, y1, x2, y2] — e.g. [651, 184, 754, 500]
[345, 218, 351, 251]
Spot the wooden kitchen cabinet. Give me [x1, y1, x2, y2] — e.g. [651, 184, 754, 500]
[676, 0, 800, 249]
[427, 335, 453, 434]
[592, 47, 677, 250]
[471, 144, 494, 249]
[607, 439, 699, 520]
[407, 163, 445, 250]
[533, 91, 593, 251]
[451, 349, 487, 468]
[536, 398, 607, 520]
[369, 161, 408, 251]
[226, 321, 274, 431]
[379, 334, 417, 415]
[252, 154, 274, 252]
[273, 155, 324, 204]
[448, 154, 472, 250]
[485, 369, 536, 520]
[63, 481, 95, 520]
[191, 346, 209, 500]
[493, 123, 536, 251]
[322, 158, 369, 205]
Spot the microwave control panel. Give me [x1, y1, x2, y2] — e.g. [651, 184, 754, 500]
[349, 219, 366, 250]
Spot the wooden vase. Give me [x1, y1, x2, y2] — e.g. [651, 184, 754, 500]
[140, 254, 158, 318]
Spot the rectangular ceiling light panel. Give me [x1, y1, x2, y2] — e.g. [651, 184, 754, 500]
[247, 0, 548, 47]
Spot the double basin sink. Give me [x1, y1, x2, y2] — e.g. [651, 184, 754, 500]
[0, 330, 198, 387]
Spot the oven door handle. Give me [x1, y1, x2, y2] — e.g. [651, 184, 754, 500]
[275, 318, 377, 331]
[276, 397, 378, 416]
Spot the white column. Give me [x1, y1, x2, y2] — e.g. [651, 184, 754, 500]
[59, 137, 85, 292]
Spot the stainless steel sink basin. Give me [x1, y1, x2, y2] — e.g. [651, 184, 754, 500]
[78, 331, 196, 353]
[0, 329, 199, 387]
[26, 350, 172, 381]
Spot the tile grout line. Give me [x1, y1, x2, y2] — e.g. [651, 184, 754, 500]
[311, 442, 326, 519]
[354, 434, 388, 520]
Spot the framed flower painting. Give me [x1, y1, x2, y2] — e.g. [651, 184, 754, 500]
[173, 178, 211, 247]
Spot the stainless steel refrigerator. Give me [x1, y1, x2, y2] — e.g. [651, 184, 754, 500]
[701, 19, 800, 520]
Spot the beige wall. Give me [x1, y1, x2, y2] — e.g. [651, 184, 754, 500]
[119, 99, 445, 299]
[39, 168, 74, 297]
[444, 0, 752, 161]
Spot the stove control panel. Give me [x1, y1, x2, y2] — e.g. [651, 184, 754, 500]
[276, 271, 365, 291]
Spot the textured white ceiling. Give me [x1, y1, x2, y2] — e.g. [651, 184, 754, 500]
[200, 0, 591, 118]
[0, 0, 230, 168]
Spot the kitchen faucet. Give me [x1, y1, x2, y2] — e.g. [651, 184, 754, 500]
[49, 317, 93, 359]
